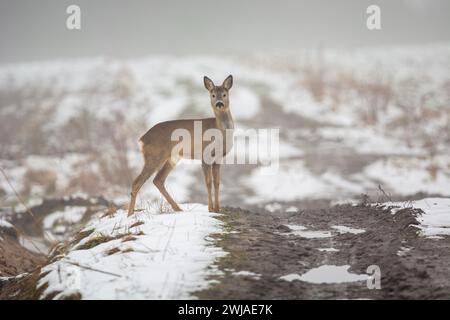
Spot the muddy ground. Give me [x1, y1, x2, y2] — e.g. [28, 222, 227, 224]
[1, 196, 450, 299]
[195, 203, 450, 300]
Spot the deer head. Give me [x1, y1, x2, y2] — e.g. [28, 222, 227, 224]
[203, 75, 233, 115]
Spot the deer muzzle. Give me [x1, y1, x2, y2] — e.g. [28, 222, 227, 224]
[215, 101, 224, 109]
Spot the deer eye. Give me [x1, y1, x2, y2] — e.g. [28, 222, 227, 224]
[212, 94, 216, 98]
[223, 93, 226, 98]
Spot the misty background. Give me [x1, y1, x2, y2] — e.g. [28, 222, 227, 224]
[0, 0, 449, 252]
[1, 0, 450, 64]
[1, 0, 450, 300]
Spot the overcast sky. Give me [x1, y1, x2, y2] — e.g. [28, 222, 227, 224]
[0, 0, 449, 64]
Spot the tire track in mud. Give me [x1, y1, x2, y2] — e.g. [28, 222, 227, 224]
[195, 204, 450, 299]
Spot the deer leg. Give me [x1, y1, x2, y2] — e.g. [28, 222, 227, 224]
[153, 160, 182, 212]
[128, 164, 155, 216]
[202, 162, 213, 212]
[212, 163, 221, 212]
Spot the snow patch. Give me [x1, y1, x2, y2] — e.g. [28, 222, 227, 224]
[0, 219, 14, 230]
[284, 224, 332, 239]
[232, 270, 261, 280]
[363, 158, 450, 197]
[397, 246, 413, 257]
[317, 248, 339, 252]
[381, 198, 450, 238]
[264, 202, 282, 213]
[38, 204, 225, 299]
[331, 225, 365, 235]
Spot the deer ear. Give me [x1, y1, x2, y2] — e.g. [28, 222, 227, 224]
[223, 75, 233, 90]
[203, 76, 215, 91]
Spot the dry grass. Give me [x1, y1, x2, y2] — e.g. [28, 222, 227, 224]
[121, 235, 137, 243]
[76, 233, 117, 250]
[129, 220, 144, 228]
[105, 247, 121, 256]
[121, 248, 134, 254]
[22, 168, 57, 196]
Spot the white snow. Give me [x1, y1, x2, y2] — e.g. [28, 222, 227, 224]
[317, 248, 339, 252]
[397, 246, 413, 257]
[0, 273, 29, 282]
[0, 219, 14, 229]
[42, 206, 87, 241]
[1, 48, 450, 208]
[331, 225, 366, 235]
[283, 224, 365, 239]
[245, 161, 332, 203]
[279, 265, 368, 284]
[363, 158, 450, 197]
[244, 159, 382, 204]
[284, 224, 332, 239]
[231, 87, 261, 119]
[381, 197, 450, 237]
[232, 270, 261, 280]
[314, 127, 425, 156]
[279, 273, 303, 282]
[264, 202, 282, 213]
[43, 206, 86, 230]
[38, 203, 225, 299]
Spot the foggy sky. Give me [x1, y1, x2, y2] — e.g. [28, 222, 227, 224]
[0, 0, 449, 64]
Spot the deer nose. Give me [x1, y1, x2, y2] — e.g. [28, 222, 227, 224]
[215, 101, 224, 109]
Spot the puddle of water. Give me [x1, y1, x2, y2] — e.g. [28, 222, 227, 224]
[279, 265, 368, 284]
[397, 246, 413, 256]
[426, 235, 445, 240]
[232, 270, 261, 279]
[331, 225, 365, 235]
[285, 224, 332, 239]
[317, 247, 339, 252]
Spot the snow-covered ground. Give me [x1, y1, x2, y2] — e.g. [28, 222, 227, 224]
[0, 47, 449, 300]
[380, 197, 450, 238]
[38, 204, 225, 299]
[1, 45, 449, 209]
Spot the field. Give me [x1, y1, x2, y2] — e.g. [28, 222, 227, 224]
[1, 45, 450, 299]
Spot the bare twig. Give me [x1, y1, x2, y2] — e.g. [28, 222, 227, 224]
[0, 166, 56, 244]
[377, 184, 393, 203]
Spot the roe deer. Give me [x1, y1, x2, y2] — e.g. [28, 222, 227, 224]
[128, 75, 234, 216]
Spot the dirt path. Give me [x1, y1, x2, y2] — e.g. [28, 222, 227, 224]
[196, 203, 450, 299]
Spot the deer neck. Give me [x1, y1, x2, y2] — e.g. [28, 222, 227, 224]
[215, 109, 234, 132]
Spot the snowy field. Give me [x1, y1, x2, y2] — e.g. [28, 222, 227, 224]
[38, 204, 225, 299]
[0, 46, 450, 299]
[0, 45, 449, 211]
